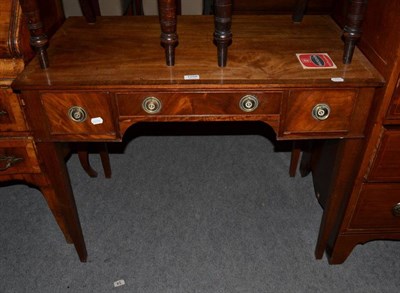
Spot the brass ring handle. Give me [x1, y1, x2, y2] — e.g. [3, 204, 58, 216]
[392, 203, 400, 217]
[0, 155, 24, 171]
[68, 106, 87, 122]
[142, 97, 162, 114]
[239, 95, 259, 112]
[312, 103, 331, 121]
[0, 110, 8, 116]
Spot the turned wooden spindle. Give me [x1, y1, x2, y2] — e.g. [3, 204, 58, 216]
[213, 0, 233, 67]
[19, 0, 49, 68]
[343, 0, 368, 64]
[78, 0, 101, 23]
[158, 0, 179, 66]
[292, 0, 308, 23]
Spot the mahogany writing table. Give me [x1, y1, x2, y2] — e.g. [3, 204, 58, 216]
[12, 15, 383, 264]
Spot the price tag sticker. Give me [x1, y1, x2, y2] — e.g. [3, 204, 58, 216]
[91, 117, 104, 125]
[113, 279, 126, 287]
[184, 74, 200, 80]
[331, 77, 345, 82]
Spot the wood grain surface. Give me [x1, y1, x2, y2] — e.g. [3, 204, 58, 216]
[13, 15, 383, 90]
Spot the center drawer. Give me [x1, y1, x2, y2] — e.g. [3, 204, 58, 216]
[116, 92, 282, 116]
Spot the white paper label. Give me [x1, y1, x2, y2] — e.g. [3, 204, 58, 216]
[91, 117, 103, 125]
[331, 77, 344, 82]
[113, 279, 125, 287]
[184, 74, 200, 80]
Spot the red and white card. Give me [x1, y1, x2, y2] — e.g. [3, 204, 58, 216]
[296, 53, 337, 69]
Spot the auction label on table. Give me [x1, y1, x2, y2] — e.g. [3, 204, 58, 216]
[296, 53, 337, 69]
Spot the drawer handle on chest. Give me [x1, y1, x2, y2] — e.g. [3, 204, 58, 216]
[312, 103, 331, 121]
[239, 95, 259, 112]
[142, 97, 162, 114]
[392, 203, 400, 217]
[68, 106, 87, 122]
[0, 155, 24, 171]
[0, 110, 8, 116]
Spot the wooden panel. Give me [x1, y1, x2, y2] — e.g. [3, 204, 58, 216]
[0, 88, 27, 132]
[0, 0, 30, 60]
[232, 0, 335, 15]
[358, 0, 400, 80]
[41, 92, 116, 140]
[332, 0, 400, 81]
[368, 128, 400, 182]
[0, 138, 40, 174]
[117, 91, 282, 116]
[349, 183, 400, 230]
[282, 90, 356, 136]
[0, 0, 18, 57]
[387, 75, 400, 120]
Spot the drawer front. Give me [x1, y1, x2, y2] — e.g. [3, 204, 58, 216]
[282, 90, 357, 136]
[368, 128, 400, 182]
[117, 92, 282, 116]
[0, 89, 27, 132]
[41, 92, 116, 140]
[0, 138, 40, 175]
[349, 183, 400, 230]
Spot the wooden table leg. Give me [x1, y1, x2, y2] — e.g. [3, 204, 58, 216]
[343, 0, 368, 64]
[36, 142, 88, 262]
[289, 141, 301, 177]
[292, 0, 308, 23]
[213, 0, 232, 67]
[18, 0, 49, 69]
[158, 0, 179, 66]
[77, 146, 99, 178]
[98, 143, 112, 178]
[314, 139, 364, 260]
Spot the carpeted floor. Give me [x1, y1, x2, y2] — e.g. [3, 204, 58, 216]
[1, 123, 399, 292]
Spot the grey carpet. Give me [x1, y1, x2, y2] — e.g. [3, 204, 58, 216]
[1, 124, 399, 292]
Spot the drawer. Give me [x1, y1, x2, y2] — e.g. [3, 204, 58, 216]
[282, 90, 357, 137]
[349, 183, 400, 230]
[368, 128, 400, 182]
[0, 89, 27, 132]
[41, 92, 116, 140]
[116, 92, 282, 116]
[0, 138, 41, 175]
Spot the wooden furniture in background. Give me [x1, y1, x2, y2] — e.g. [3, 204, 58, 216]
[1, 1, 113, 263]
[0, 0, 87, 259]
[311, 0, 400, 264]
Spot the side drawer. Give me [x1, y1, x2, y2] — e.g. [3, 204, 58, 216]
[116, 92, 282, 116]
[367, 128, 400, 182]
[348, 183, 400, 230]
[282, 90, 357, 137]
[0, 138, 41, 175]
[0, 89, 27, 132]
[41, 92, 116, 140]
